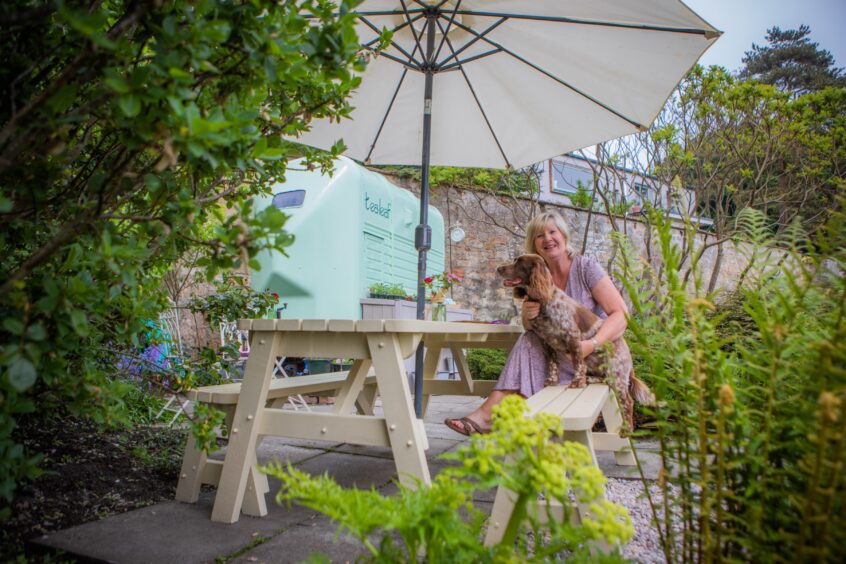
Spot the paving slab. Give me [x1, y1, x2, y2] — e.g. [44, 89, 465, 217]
[293, 451, 399, 490]
[30, 395, 662, 563]
[232, 516, 367, 564]
[32, 492, 319, 564]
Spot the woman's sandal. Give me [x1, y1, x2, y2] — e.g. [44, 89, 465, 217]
[444, 417, 488, 436]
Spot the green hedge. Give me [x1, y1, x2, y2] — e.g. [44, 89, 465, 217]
[466, 348, 508, 381]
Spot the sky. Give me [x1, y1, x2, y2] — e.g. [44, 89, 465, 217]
[682, 0, 846, 72]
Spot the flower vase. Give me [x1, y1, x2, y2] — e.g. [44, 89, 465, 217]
[432, 301, 447, 322]
[432, 297, 446, 321]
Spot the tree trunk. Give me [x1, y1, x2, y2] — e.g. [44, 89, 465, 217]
[707, 242, 725, 294]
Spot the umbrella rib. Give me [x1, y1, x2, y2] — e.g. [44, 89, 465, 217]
[399, 0, 426, 62]
[449, 19, 645, 130]
[362, 12, 425, 49]
[369, 49, 423, 71]
[435, 16, 507, 69]
[432, 0, 462, 63]
[355, 9, 426, 16]
[438, 22, 511, 168]
[439, 48, 502, 72]
[446, 11, 716, 37]
[360, 15, 424, 68]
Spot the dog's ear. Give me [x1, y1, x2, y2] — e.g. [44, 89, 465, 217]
[526, 258, 555, 302]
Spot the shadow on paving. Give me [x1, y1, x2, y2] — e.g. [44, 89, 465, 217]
[31, 395, 660, 563]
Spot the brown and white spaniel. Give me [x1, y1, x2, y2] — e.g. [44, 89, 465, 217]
[497, 254, 654, 429]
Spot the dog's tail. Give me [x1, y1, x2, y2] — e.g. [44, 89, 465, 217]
[629, 369, 656, 406]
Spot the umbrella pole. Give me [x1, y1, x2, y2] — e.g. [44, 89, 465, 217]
[413, 11, 437, 418]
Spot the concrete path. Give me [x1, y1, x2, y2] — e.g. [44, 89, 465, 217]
[32, 395, 660, 563]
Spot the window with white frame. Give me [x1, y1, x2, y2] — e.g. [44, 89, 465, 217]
[551, 160, 594, 194]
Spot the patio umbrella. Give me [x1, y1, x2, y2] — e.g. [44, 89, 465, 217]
[296, 0, 720, 416]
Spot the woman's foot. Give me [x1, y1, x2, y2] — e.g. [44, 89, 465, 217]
[444, 415, 490, 436]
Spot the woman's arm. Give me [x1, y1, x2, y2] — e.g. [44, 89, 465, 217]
[580, 276, 628, 358]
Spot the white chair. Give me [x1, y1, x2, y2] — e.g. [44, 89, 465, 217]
[155, 308, 189, 426]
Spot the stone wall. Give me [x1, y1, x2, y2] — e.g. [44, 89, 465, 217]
[390, 176, 765, 321]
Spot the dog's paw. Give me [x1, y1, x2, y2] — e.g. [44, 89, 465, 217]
[569, 377, 588, 388]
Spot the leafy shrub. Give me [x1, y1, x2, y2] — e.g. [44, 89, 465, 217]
[466, 348, 508, 380]
[615, 204, 846, 562]
[568, 181, 594, 209]
[268, 395, 632, 562]
[0, 0, 366, 515]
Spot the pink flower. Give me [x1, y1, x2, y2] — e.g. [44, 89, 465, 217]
[424, 276, 434, 284]
[271, 292, 280, 299]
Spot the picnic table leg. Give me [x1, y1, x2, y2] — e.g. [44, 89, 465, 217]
[332, 359, 372, 415]
[175, 434, 206, 503]
[241, 451, 268, 517]
[211, 330, 278, 523]
[366, 334, 431, 488]
[563, 429, 606, 526]
[355, 383, 378, 416]
[449, 345, 474, 394]
[484, 486, 518, 545]
[600, 392, 636, 466]
[420, 345, 442, 416]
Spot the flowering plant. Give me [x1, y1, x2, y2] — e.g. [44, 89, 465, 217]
[423, 271, 462, 302]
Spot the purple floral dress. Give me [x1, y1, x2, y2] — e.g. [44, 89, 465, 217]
[493, 254, 608, 398]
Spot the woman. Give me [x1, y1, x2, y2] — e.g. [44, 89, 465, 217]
[444, 211, 629, 436]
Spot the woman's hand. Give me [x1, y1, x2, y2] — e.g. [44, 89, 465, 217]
[521, 300, 540, 330]
[579, 340, 595, 359]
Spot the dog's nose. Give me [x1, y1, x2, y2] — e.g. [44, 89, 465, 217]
[496, 265, 506, 274]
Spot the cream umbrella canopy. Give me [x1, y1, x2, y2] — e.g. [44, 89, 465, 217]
[296, 0, 720, 415]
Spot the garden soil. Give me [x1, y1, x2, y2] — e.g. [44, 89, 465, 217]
[3, 414, 186, 561]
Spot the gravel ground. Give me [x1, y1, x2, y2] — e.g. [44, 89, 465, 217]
[606, 478, 678, 563]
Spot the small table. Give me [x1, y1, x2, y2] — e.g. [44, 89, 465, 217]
[209, 318, 523, 523]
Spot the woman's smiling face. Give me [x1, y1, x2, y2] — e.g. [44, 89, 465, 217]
[533, 221, 568, 261]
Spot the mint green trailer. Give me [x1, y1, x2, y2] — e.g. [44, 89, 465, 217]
[251, 157, 445, 319]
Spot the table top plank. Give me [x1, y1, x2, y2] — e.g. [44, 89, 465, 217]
[302, 319, 328, 331]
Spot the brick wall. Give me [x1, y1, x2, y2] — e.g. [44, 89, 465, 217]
[390, 175, 769, 321]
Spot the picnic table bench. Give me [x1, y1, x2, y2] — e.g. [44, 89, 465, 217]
[175, 368, 378, 507]
[484, 383, 634, 546]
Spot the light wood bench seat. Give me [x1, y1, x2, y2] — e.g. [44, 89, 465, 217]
[175, 369, 378, 506]
[187, 370, 375, 405]
[484, 383, 635, 547]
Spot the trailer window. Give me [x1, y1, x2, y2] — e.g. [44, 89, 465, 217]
[272, 190, 306, 209]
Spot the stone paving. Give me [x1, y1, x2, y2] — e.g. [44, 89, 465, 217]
[32, 395, 660, 563]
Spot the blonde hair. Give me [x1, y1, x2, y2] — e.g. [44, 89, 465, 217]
[524, 211, 574, 255]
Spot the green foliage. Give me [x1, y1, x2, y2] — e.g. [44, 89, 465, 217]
[0, 0, 367, 512]
[613, 201, 846, 562]
[368, 282, 407, 298]
[466, 348, 508, 381]
[568, 181, 594, 209]
[378, 165, 540, 197]
[605, 200, 633, 216]
[739, 25, 845, 95]
[268, 395, 631, 562]
[657, 65, 846, 239]
[187, 276, 279, 327]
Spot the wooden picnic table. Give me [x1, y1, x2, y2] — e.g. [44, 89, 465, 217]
[207, 318, 523, 524]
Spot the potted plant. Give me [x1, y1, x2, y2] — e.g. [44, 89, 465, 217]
[368, 282, 407, 300]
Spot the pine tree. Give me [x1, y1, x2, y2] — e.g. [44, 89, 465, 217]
[739, 25, 845, 95]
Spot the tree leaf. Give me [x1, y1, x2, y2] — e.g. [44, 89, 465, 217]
[118, 95, 141, 118]
[8, 358, 37, 392]
[69, 309, 90, 337]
